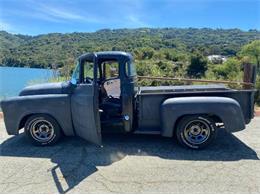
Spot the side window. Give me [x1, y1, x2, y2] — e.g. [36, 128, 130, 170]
[125, 60, 136, 77]
[103, 61, 119, 80]
[83, 61, 94, 79]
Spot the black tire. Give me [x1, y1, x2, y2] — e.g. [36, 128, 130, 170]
[24, 114, 62, 146]
[176, 115, 217, 149]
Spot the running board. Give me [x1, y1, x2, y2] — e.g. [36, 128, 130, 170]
[134, 130, 160, 135]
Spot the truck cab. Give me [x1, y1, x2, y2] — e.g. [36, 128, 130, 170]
[1, 51, 256, 149]
[71, 51, 137, 137]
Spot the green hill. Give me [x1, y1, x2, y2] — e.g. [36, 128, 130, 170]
[0, 28, 259, 69]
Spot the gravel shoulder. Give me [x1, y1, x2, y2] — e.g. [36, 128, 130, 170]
[0, 117, 260, 193]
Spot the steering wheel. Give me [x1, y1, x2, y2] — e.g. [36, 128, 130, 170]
[85, 76, 93, 84]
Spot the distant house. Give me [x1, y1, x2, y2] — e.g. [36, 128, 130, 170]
[207, 55, 227, 64]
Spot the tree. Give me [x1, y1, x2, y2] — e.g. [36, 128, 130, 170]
[240, 40, 260, 73]
[140, 47, 155, 59]
[212, 58, 242, 80]
[187, 53, 208, 78]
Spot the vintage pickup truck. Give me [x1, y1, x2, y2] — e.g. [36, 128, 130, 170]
[1, 51, 256, 149]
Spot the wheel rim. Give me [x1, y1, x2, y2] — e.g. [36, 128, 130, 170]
[30, 119, 55, 142]
[183, 119, 211, 145]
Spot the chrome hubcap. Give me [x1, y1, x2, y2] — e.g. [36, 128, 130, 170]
[183, 119, 211, 145]
[30, 119, 54, 142]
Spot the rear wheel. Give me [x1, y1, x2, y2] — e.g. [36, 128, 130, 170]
[176, 115, 217, 149]
[24, 114, 61, 146]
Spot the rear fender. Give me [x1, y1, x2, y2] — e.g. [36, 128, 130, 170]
[160, 96, 245, 137]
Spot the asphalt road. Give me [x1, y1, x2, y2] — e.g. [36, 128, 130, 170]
[0, 117, 260, 193]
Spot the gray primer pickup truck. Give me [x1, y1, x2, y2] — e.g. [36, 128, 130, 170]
[1, 51, 256, 149]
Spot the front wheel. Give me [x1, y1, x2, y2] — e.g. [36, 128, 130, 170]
[176, 115, 217, 149]
[24, 114, 62, 146]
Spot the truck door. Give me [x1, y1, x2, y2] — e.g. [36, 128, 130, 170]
[121, 59, 137, 132]
[70, 57, 101, 145]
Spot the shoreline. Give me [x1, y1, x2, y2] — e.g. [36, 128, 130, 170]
[0, 66, 56, 70]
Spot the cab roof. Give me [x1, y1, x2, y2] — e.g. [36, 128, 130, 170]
[78, 51, 133, 62]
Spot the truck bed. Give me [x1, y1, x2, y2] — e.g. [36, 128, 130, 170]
[136, 84, 255, 132]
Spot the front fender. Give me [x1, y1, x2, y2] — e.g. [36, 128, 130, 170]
[1, 94, 74, 136]
[160, 96, 245, 137]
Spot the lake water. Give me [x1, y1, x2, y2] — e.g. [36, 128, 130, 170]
[0, 66, 58, 99]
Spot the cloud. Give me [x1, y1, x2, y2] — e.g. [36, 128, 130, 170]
[108, 0, 148, 27]
[36, 4, 84, 20]
[126, 15, 148, 27]
[1, 0, 148, 29]
[2, 0, 102, 24]
[33, 2, 101, 23]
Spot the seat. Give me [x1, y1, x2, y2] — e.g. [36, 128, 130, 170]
[99, 85, 121, 117]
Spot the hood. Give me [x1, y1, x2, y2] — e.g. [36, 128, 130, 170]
[19, 81, 73, 96]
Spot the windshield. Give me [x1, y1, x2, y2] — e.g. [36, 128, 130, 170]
[71, 61, 80, 84]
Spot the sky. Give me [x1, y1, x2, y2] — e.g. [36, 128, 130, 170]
[0, 0, 259, 35]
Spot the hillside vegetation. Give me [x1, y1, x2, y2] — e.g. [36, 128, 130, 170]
[0, 28, 259, 68]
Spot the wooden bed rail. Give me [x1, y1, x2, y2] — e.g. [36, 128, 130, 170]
[137, 63, 257, 88]
[137, 76, 255, 87]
